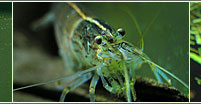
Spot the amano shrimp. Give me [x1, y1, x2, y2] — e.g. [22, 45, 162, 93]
[14, 2, 189, 102]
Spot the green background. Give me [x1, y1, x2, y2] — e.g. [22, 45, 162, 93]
[0, 2, 12, 102]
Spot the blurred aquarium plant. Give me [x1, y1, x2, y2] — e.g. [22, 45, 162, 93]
[190, 2, 201, 102]
[0, 2, 12, 102]
[190, 2, 201, 85]
[195, 77, 201, 85]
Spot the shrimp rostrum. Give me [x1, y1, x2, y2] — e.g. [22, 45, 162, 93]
[15, 2, 189, 102]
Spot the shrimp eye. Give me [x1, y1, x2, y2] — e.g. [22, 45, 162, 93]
[117, 28, 125, 36]
[95, 37, 102, 45]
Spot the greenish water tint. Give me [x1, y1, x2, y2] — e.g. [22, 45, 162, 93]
[0, 3, 12, 102]
[84, 2, 189, 96]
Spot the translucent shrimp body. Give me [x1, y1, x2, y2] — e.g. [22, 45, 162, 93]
[52, 3, 188, 101]
[14, 3, 189, 102]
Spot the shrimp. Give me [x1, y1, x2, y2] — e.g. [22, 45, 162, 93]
[14, 2, 189, 102]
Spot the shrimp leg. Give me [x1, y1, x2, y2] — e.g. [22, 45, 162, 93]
[122, 61, 132, 102]
[97, 68, 116, 94]
[89, 73, 99, 102]
[141, 54, 188, 89]
[148, 63, 170, 83]
[97, 64, 132, 102]
[129, 65, 136, 101]
[142, 54, 170, 84]
[59, 72, 92, 102]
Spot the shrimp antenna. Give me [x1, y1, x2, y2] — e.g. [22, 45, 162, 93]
[140, 56, 189, 89]
[135, 10, 160, 48]
[122, 6, 160, 51]
[121, 6, 144, 51]
[14, 63, 106, 91]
